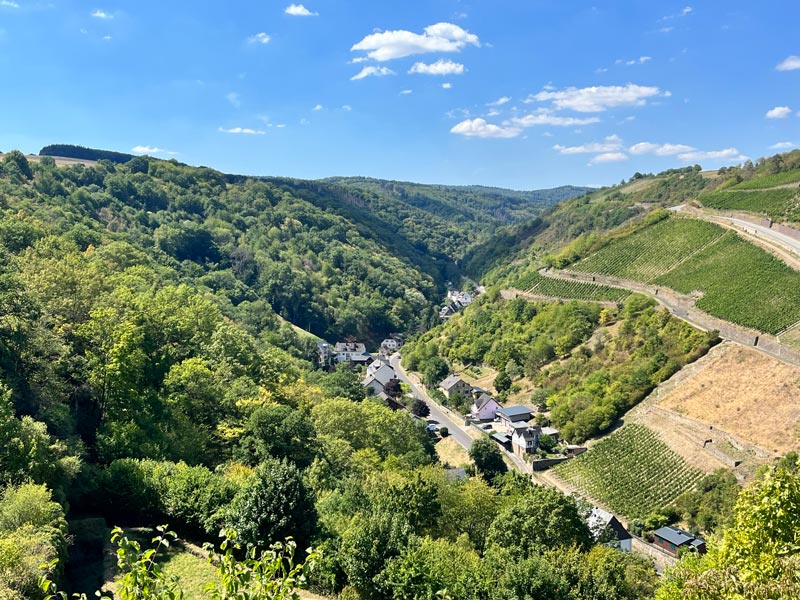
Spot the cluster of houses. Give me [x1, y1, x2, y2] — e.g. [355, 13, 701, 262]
[439, 374, 567, 460]
[439, 290, 476, 321]
[316, 337, 402, 369]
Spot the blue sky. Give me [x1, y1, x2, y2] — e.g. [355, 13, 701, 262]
[1, 1, 799, 189]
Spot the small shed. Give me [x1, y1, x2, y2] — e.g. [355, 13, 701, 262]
[491, 432, 512, 450]
[652, 526, 706, 556]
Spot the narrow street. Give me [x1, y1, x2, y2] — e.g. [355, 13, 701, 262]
[390, 353, 474, 451]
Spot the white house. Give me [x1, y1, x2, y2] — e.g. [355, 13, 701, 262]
[362, 364, 398, 396]
[471, 393, 501, 421]
[380, 338, 402, 355]
[334, 342, 371, 364]
[510, 423, 541, 458]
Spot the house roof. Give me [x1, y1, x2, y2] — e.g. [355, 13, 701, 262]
[335, 342, 366, 353]
[653, 526, 703, 547]
[491, 433, 511, 444]
[474, 393, 498, 410]
[497, 406, 533, 419]
[588, 507, 631, 541]
[512, 424, 540, 441]
[363, 364, 396, 387]
[440, 375, 466, 391]
[541, 426, 559, 436]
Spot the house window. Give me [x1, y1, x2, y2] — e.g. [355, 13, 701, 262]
[669, 543, 675, 550]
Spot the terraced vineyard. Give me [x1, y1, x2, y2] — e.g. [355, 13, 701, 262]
[700, 188, 800, 221]
[655, 232, 800, 333]
[573, 217, 726, 282]
[733, 169, 800, 190]
[554, 424, 703, 518]
[516, 271, 630, 302]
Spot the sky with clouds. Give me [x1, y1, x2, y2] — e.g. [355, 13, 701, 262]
[0, 0, 798, 188]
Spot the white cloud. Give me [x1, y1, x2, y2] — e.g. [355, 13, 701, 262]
[616, 56, 652, 66]
[409, 59, 465, 75]
[510, 109, 601, 127]
[487, 96, 511, 106]
[486, 109, 500, 117]
[276, 124, 287, 128]
[629, 141, 696, 155]
[342, 104, 352, 111]
[400, 89, 413, 95]
[351, 22, 479, 61]
[248, 32, 271, 45]
[662, 6, 693, 20]
[91, 9, 112, 19]
[350, 57, 368, 64]
[554, 134, 622, 155]
[313, 104, 324, 111]
[285, 4, 317, 16]
[775, 55, 800, 71]
[350, 65, 395, 80]
[590, 152, 628, 164]
[0, 1, 20, 8]
[681, 6, 693, 16]
[102, 35, 112, 41]
[131, 145, 176, 155]
[659, 26, 674, 33]
[677, 148, 748, 162]
[226, 92, 241, 108]
[766, 106, 792, 119]
[770, 141, 796, 150]
[450, 118, 521, 139]
[530, 84, 662, 112]
[218, 127, 265, 135]
[442, 82, 452, 89]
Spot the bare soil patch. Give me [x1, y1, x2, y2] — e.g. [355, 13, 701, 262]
[656, 343, 800, 456]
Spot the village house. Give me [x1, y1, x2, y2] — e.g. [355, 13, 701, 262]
[541, 426, 560, 440]
[379, 337, 402, 355]
[496, 405, 533, 426]
[439, 375, 472, 399]
[471, 393, 502, 421]
[334, 341, 371, 364]
[366, 356, 391, 377]
[316, 341, 333, 368]
[652, 526, 706, 556]
[510, 422, 541, 458]
[439, 290, 475, 320]
[362, 364, 398, 396]
[588, 508, 632, 552]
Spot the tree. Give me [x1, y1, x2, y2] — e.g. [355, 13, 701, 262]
[493, 369, 511, 392]
[468, 438, 507, 483]
[410, 398, 430, 418]
[319, 364, 366, 402]
[657, 465, 800, 599]
[339, 511, 413, 598]
[485, 485, 591, 559]
[383, 379, 402, 399]
[225, 458, 316, 550]
[238, 404, 317, 469]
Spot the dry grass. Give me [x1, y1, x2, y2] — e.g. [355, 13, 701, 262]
[656, 343, 800, 455]
[780, 323, 800, 351]
[435, 436, 473, 468]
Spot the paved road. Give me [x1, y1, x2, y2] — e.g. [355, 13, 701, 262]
[390, 353, 474, 451]
[671, 204, 800, 256]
